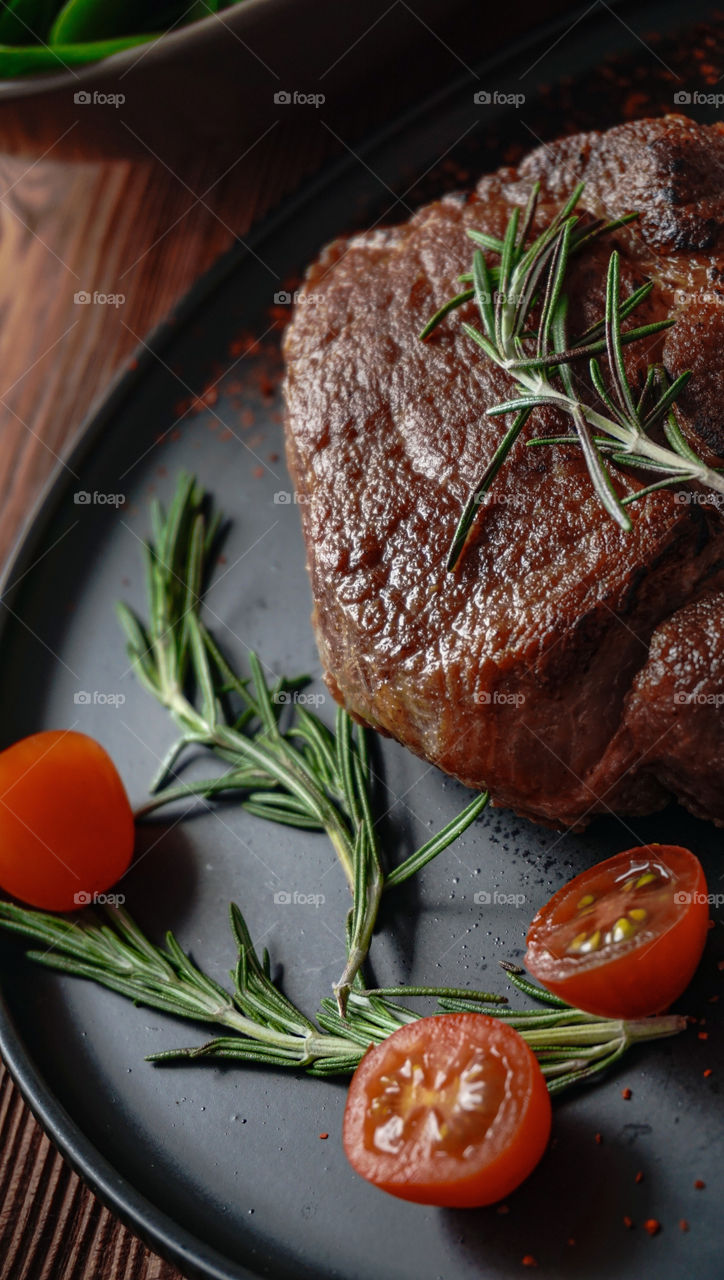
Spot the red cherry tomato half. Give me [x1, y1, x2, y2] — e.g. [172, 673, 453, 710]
[0, 730, 134, 911]
[525, 845, 709, 1018]
[343, 1013, 551, 1207]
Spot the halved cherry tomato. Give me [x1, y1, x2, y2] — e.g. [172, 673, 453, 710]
[0, 730, 134, 911]
[525, 845, 709, 1019]
[343, 1012, 551, 1207]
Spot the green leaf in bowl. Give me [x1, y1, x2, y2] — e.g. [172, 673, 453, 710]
[0, 32, 152, 74]
[0, 0, 64, 44]
[49, 0, 186, 43]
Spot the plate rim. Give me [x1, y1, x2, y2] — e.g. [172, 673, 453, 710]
[0, 4, 698, 1275]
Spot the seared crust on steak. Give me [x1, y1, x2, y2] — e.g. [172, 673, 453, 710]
[282, 116, 724, 828]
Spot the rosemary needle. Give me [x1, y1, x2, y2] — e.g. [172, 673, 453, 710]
[0, 900, 686, 1094]
[116, 473, 486, 1010]
[421, 182, 724, 571]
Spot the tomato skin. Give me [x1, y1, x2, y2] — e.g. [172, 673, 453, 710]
[525, 845, 709, 1019]
[343, 1013, 551, 1208]
[0, 731, 134, 911]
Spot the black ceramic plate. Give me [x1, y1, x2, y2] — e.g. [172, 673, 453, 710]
[1, 5, 723, 1278]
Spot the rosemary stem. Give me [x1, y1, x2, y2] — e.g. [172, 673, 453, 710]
[333, 872, 384, 1014]
[501, 366, 724, 494]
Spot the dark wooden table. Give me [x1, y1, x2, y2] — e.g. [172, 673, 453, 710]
[0, 122, 342, 1280]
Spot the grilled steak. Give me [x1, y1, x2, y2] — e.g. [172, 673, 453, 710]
[282, 116, 724, 828]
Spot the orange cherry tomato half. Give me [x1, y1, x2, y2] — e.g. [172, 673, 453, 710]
[343, 1013, 551, 1207]
[0, 730, 134, 911]
[525, 845, 709, 1019]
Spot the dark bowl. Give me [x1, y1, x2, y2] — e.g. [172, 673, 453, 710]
[0, 0, 579, 168]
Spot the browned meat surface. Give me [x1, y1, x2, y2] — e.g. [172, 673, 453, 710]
[282, 115, 724, 829]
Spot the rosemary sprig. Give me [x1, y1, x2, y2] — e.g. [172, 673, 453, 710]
[421, 183, 724, 570]
[0, 901, 686, 1094]
[117, 474, 487, 1010]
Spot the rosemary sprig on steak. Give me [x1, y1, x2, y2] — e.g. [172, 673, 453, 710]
[421, 182, 724, 571]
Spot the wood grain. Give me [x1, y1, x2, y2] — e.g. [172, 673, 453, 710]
[0, 121, 334, 1280]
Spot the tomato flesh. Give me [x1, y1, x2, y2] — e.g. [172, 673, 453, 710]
[525, 845, 709, 1018]
[0, 730, 134, 911]
[343, 1013, 551, 1207]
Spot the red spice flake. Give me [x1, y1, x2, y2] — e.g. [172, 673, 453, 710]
[127, 358, 138, 371]
[621, 1087, 632, 1100]
[191, 386, 219, 413]
[170, 430, 182, 442]
[268, 452, 280, 463]
[521, 1256, 537, 1268]
[694, 1179, 706, 1190]
[594, 1133, 603, 1145]
[567, 1237, 576, 1247]
[252, 466, 264, 479]
[635, 1171, 644, 1184]
[644, 1219, 661, 1237]
[623, 1216, 634, 1229]
[704, 1068, 713, 1077]
[318, 1132, 328, 1140]
[708, 995, 719, 1003]
[259, 374, 275, 400]
[679, 1220, 690, 1233]
[698, 1032, 709, 1041]
[623, 91, 649, 118]
[241, 409, 255, 429]
[220, 429, 234, 442]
